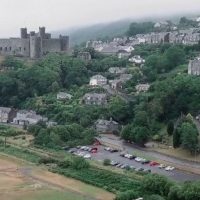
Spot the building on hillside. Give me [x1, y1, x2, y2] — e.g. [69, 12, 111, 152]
[108, 67, 127, 74]
[120, 74, 133, 83]
[12, 110, 47, 126]
[94, 118, 119, 133]
[129, 55, 145, 64]
[188, 57, 200, 75]
[57, 92, 72, 101]
[109, 79, 123, 90]
[77, 51, 91, 61]
[135, 84, 150, 93]
[82, 93, 107, 106]
[89, 75, 107, 86]
[0, 107, 16, 123]
[117, 50, 131, 59]
[0, 27, 69, 59]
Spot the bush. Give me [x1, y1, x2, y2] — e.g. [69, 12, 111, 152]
[103, 159, 111, 166]
[71, 157, 90, 170]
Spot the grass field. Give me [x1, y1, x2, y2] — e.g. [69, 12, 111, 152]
[0, 154, 114, 200]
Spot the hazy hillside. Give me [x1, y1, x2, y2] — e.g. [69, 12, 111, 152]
[54, 20, 132, 46]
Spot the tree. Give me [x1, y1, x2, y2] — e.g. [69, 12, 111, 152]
[173, 128, 181, 148]
[134, 111, 148, 127]
[132, 126, 149, 146]
[167, 121, 174, 136]
[142, 174, 173, 197]
[180, 122, 199, 154]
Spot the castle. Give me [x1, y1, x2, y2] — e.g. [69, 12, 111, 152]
[0, 27, 69, 59]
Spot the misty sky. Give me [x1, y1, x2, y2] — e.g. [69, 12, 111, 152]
[0, 0, 200, 37]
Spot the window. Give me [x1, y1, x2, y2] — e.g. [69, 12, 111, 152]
[24, 47, 26, 51]
[0, 47, 2, 51]
[5, 47, 7, 51]
[9, 47, 12, 51]
[19, 47, 22, 51]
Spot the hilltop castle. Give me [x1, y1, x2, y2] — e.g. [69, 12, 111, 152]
[0, 27, 69, 59]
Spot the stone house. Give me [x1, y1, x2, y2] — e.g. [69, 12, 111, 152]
[135, 84, 150, 93]
[12, 110, 47, 126]
[57, 92, 72, 101]
[120, 74, 133, 83]
[82, 93, 107, 106]
[109, 79, 123, 90]
[77, 51, 92, 61]
[94, 118, 119, 133]
[89, 75, 107, 86]
[188, 57, 200, 75]
[0, 107, 16, 123]
[108, 67, 127, 74]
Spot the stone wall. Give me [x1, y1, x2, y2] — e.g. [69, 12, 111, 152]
[0, 38, 30, 57]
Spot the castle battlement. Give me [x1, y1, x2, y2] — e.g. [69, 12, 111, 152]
[0, 27, 69, 59]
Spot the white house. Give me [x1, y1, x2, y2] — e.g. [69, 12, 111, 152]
[135, 84, 150, 93]
[129, 55, 145, 64]
[89, 75, 107, 86]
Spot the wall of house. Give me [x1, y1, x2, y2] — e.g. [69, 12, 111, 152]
[42, 39, 61, 54]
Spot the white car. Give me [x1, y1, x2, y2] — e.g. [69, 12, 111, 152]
[165, 166, 175, 171]
[77, 152, 85, 157]
[104, 147, 111, 151]
[158, 164, 166, 169]
[135, 157, 145, 162]
[84, 154, 91, 159]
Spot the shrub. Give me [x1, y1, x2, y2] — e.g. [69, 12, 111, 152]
[103, 159, 111, 166]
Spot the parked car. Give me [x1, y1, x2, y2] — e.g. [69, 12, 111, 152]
[120, 153, 125, 157]
[111, 161, 119, 166]
[68, 148, 76, 153]
[135, 167, 144, 172]
[116, 163, 123, 168]
[110, 148, 119, 153]
[165, 166, 175, 171]
[104, 147, 111, 151]
[121, 164, 129, 169]
[141, 160, 150, 164]
[143, 169, 151, 173]
[149, 161, 159, 166]
[158, 164, 166, 169]
[84, 154, 91, 159]
[135, 157, 144, 162]
[129, 165, 136, 170]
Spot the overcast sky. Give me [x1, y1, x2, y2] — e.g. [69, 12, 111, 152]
[0, 0, 200, 37]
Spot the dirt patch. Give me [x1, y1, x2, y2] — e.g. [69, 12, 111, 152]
[0, 154, 115, 200]
[32, 169, 114, 200]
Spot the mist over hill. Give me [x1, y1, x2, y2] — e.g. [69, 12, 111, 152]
[52, 13, 199, 46]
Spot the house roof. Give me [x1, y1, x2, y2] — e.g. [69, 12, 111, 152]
[90, 75, 107, 80]
[57, 92, 72, 99]
[95, 119, 118, 126]
[83, 93, 107, 99]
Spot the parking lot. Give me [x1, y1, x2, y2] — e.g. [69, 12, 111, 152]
[69, 145, 200, 182]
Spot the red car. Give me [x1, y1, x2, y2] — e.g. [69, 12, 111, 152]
[149, 161, 159, 166]
[90, 147, 98, 153]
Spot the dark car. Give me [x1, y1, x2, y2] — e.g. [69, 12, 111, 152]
[120, 153, 125, 157]
[142, 160, 150, 164]
[110, 149, 119, 153]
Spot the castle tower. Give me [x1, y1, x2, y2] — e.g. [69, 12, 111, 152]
[59, 35, 69, 51]
[30, 35, 42, 59]
[39, 27, 46, 39]
[20, 28, 28, 39]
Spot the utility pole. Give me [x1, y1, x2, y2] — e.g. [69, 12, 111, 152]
[4, 136, 7, 148]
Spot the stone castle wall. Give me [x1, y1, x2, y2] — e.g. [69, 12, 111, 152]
[0, 27, 69, 59]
